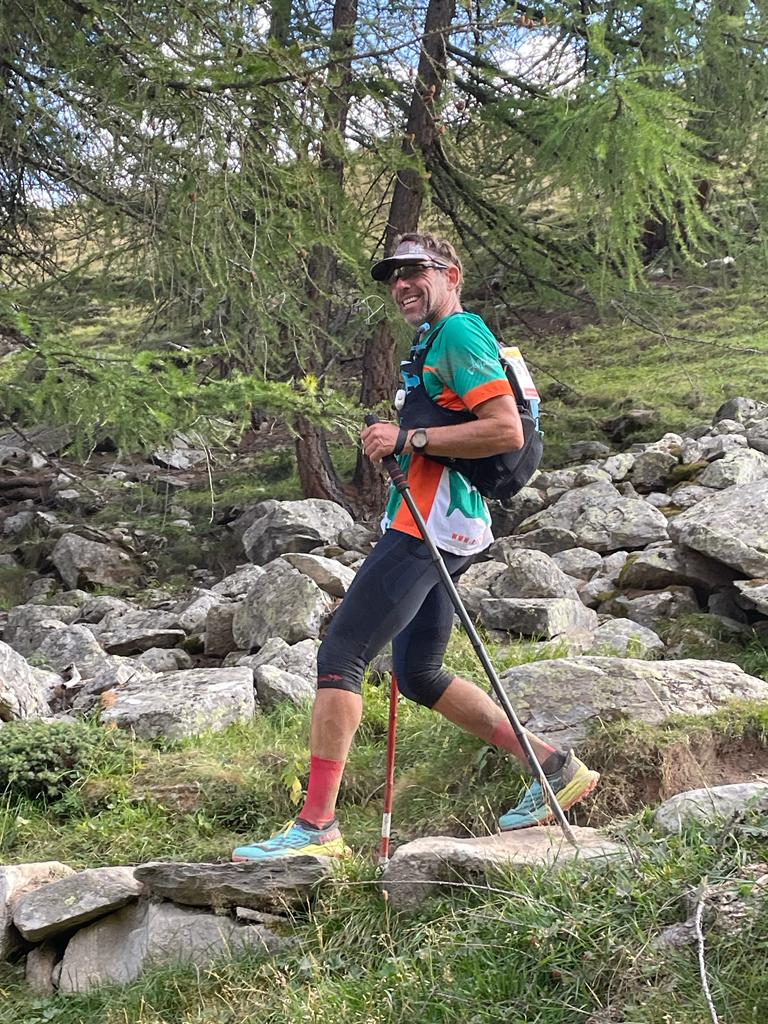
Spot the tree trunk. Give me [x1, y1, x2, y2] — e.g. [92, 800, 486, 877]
[293, 0, 359, 512]
[353, 0, 456, 506]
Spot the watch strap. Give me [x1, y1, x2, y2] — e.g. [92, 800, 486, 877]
[393, 426, 408, 456]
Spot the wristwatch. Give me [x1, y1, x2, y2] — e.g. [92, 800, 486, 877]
[411, 428, 429, 453]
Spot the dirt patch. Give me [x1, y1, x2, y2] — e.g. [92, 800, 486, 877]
[574, 732, 768, 826]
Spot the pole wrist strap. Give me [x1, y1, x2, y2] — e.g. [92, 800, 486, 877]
[393, 427, 408, 456]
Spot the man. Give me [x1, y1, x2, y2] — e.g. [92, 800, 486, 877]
[232, 233, 599, 861]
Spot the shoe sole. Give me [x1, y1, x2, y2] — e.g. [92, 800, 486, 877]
[231, 842, 352, 863]
[499, 770, 601, 832]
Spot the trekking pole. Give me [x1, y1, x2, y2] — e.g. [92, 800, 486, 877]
[364, 414, 578, 848]
[378, 672, 399, 867]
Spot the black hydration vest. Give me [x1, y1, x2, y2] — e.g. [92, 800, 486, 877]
[396, 316, 544, 502]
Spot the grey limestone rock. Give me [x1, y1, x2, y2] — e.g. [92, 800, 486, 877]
[585, 618, 664, 658]
[0, 862, 74, 959]
[134, 857, 333, 911]
[34, 624, 106, 675]
[381, 827, 624, 911]
[517, 481, 622, 534]
[3, 604, 80, 656]
[242, 498, 354, 564]
[93, 609, 186, 655]
[135, 647, 193, 673]
[489, 487, 548, 535]
[713, 397, 767, 423]
[733, 578, 768, 616]
[173, 589, 223, 634]
[492, 527, 578, 557]
[572, 498, 669, 552]
[498, 656, 768, 749]
[489, 549, 578, 600]
[100, 666, 255, 739]
[0, 641, 52, 720]
[211, 565, 266, 599]
[629, 450, 678, 492]
[13, 867, 143, 942]
[283, 552, 356, 598]
[551, 547, 603, 581]
[698, 433, 747, 460]
[745, 418, 768, 455]
[602, 587, 700, 630]
[668, 478, 768, 577]
[654, 783, 768, 834]
[204, 603, 239, 658]
[58, 900, 285, 994]
[78, 596, 132, 624]
[232, 560, 332, 650]
[697, 448, 768, 489]
[479, 597, 598, 638]
[254, 664, 314, 708]
[51, 533, 139, 591]
[25, 941, 61, 996]
[602, 452, 635, 481]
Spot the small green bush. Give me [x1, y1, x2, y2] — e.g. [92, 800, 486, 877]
[0, 719, 115, 802]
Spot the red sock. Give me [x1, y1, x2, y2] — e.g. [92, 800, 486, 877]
[490, 721, 555, 763]
[299, 755, 345, 827]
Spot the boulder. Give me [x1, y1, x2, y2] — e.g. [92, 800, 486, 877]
[381, 827, 624, 911]
[0, 862, 74, 959]
[173, 589, 223, 634]
[745, 419, 768, 455]
[135, 648, 192, 673]
[478, 597, 598, 638]
[3, 604, 81, 656]
[51, 534, 139, 591]
[254, 664, 314, 708]
[58, 900, 285, 994]
[242, 499, 354, 564]
[133, 857, 333, 911]
[629, 450, 678, 492]
[654, 783, 768, 834]
[283, 552, 356, 598]
[697, 449, 768, 489]
[93, 609, 186, 655]
[517, 481, 622, 534]
[713, 397, 767, 424]
[733, 579, 768, 616]
[25, 941, 61, 996]
[602, 587, 700, 630]
[584, 619, 664, 658]
[33, 624, 106, 675]
[668, 479, 768, 577]
[488, 549, 578, 600]
[571, 498, 669, 552]
[232, 561, 332, 650]
[602, 453, 635, 481]
[211, 565, 266, 599]
[78, 596, 132, 624]
[489, 487, 547, 535]
[70, 657, 157, 715]
[551, 547, 603, 581]
[0, 642, 52, 720]
[13, 867, 143, 942]
[698, 434, 747, 460]
[100, 667, 255, 739]
[204, 603, 239, 658]
[492, 527, 578, 556]
[499, 657, 768, 749]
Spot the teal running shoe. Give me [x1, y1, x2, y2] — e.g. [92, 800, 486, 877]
[232, 818, 351, 862]
[499, 751, 600, 831]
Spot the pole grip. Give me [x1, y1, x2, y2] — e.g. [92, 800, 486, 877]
[364, 413, 409, 493]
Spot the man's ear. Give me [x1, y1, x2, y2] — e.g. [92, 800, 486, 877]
[446, 265, 462, 290]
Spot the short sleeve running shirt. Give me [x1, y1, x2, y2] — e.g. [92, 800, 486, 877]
[382, 312, 513, 555]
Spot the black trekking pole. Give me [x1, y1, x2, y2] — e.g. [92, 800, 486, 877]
[365, 415, 578, 848]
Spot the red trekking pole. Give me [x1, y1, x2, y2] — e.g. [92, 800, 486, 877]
[364, 414, 578, 849]
[378, 673, 399, 867]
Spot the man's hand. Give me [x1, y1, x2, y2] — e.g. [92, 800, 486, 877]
[361, 421, 402, 463]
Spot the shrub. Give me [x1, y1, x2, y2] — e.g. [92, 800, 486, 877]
[0, 719, 118, 802]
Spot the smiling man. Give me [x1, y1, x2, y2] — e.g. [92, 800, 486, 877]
[232, 232, 599, 862]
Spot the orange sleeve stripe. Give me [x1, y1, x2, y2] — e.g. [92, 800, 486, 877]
[464, 378, 512, 410]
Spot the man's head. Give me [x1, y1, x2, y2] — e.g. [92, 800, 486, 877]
[371, 232, 463, 327]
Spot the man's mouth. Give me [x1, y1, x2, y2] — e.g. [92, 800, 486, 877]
[400, 295, 421, 312]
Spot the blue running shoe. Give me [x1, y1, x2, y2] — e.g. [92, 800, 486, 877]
[499, 751, 600, 831]
[232, 818, 351, 862]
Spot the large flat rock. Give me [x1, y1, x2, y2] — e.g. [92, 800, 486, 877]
[668, 478, 768, 576]
[381, 827, 624, 910]
[654, 783, 768, 834]
[133, 857, 334, 912]
[13, 867, 142, 942]
[100, 666, 255, 739]
[0, 862, 74, 959]
[498, 656, 768, 749]
[58, 900, 286, 993]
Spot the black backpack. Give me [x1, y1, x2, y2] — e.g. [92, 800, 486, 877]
[397, 323, 544, 502]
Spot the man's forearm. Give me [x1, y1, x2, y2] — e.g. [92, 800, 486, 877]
[406, 419, 522, 458]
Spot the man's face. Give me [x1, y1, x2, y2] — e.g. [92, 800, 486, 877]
[389, 263, 458, 326]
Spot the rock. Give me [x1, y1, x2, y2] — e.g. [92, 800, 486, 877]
[600, 551, 630, 582]
[566, 441, 612, 461]
[498, 657, 768, 749]
[100, 667, 255, 739]
[3, 510, 58, 538]
[173, 589, 223, 634]
[254, 664, 314, 708]
[93, 609, 186, 655]
[153, 432, 208, 471]
[0, 642, 53, 720]
[381, 827, 624, 911]
[603, 587, 700, 630]
[78, 596, 132, 624]
[3, 604, 81, 656]
[458, 560, 507, 592]
[211, 565, 266, 599]
[618, 546, 735, 592]
[576, 576, 615, 609]
[644, 491, 672, 508]
[698, 448, 768, 488]
[204, 603, 239, 658]
[135, 648, 193, 673]
[283, 552, 356, 598]
[668, 482, 718, 509]
[712, 418, 746, 436]
[536, 465, 611, 490]
[232, 561, 332, 650]
[69, 657, 157, 715]
[34, 624, 106, 675]
[478, 597, 598, 638]
[25, 941, 61, 995]
[0, 424, 72, 455]
[51, 534, 140, 591]
[337, 524, 377, 552]
[551, 547, 603, 581]
[489, 487, 547, 535]
[0, 862, 74, 959]
[745, 419, 768, 455]
[13, 867, 143, 942]
[602, 408, 657, 441]
[584, 619, 664, 658]
[668, 479, 768, 576]
[58, 900, 284, 994]
[699, 433, 747, 460]
[517, 482, 622, 534]
[572, 498, 669, 552]
[493, 527, 578, 556]
[488, 549, 578, 600]
[134, 857, 333, 911]
[713, 397, 767, 423]
[629, 450, 678, 492]
[734, 579, 768, 615]
[602, 453, 635, 481]
[242, 499, 354, 564]
[654, 783, 768, 833]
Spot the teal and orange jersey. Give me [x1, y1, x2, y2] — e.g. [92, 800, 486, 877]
[383, 312, 513, 555]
